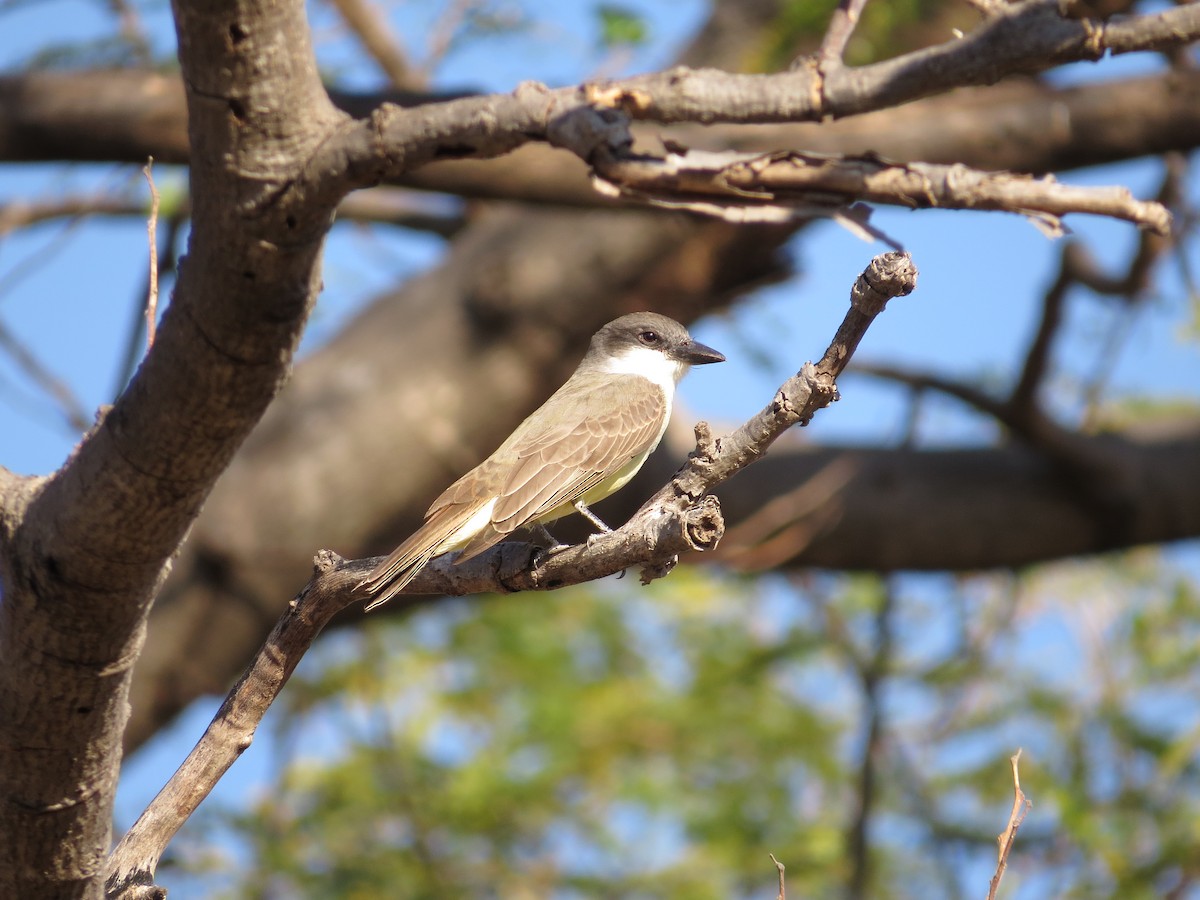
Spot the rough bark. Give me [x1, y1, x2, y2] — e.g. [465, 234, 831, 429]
[0, 0, 346, 895]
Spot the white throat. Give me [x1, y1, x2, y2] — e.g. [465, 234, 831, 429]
[601, 346, 686, 394]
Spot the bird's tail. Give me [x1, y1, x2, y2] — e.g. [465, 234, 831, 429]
[358, 535, 444, 611]
[358, 500, 492, 611]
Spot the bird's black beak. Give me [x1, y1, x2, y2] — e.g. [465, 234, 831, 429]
[676, 339, 726, 366]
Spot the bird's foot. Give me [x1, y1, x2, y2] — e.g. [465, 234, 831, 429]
[529, 523, 572, 567]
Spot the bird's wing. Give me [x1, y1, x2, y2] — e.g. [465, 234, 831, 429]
[453, 377, 668, 562]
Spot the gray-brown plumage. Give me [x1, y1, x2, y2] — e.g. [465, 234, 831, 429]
[359, 312, 724, 610]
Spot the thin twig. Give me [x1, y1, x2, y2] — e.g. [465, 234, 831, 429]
[328, 0, 419, 89]
[0, 317, 90, 432]
[0, 207, 93, 302]
[817, 0, 870, 69]
[142, 159, 160, 350]
[715, 457, 856, 571]
[769, 853, 786, 900]
[1009, 242, 1076, 415]
[113, 211, 186, 399]
[420, 0, 476, 82]
[0, 196, 145, 235]
[853, 362, 1009, 421]
[107, 0, 153, 63]
[1002, 156, 1178, 427]
[1079, 161, 1182, 429]
[986, 749, 1032, 900]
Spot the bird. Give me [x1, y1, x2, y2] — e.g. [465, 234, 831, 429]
[359, 311, 725, 610]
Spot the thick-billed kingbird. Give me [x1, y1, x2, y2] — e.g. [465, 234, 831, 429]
[359, 312, 725, 610]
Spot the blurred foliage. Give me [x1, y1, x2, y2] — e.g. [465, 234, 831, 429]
[596, 5, 649, 50]
[754, 0, 970, 71]
[173, 552, 1200, 899]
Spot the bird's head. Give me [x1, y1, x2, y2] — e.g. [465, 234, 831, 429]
[590, 312, 725, 386]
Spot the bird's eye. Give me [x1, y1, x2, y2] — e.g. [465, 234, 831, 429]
[638, 330, 661, 346]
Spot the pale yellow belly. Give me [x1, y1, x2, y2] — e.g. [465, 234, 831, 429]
[534, 448, 651, 525]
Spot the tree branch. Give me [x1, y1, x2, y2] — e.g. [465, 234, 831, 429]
[4, 70, 1199, 213]
[103, 251, 916, 899]
[309, 1, 1193, 227]
[589, 150, 1170, 233]
[1011, 162, 1178, 415]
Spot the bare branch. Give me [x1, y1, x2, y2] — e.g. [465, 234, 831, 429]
[592, 2, 1200, 125]
[1012, 243, 1093, 415]
[0, 186, 461, 237]
[854, 362, 1011, 422]
[769, 853, 786, 900]
[104, 550, 351, 900]
[0, 205, 94, 301]
[0, 317, 91, 432]
[5, 69, 1199, 213]
[589, 150, 1171, 234]
[102, 252, 916, 898]
[986, 750, 1032, 900]
[315, 2, 1192, 229]
[715, 457, 858, 572]
[106, 0, 152, 64]
[0, 196, 145, 234]
[851, 359, 1138, 497]
[112, 211, 185, 399]
[420, 0, 477, 82]
[1077, 162, 1181, 426]
[328, 0, 420, 90]
[1012, 162, 1177, 415]
[816, 0, 871, 69]
[142, 159, 160, 351]
[0, 3, 342, 892]
[1104, 4, 1200, 54]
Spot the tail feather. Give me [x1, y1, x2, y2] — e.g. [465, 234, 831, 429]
[358, 500, 492, 610]
[360, 542, 440, 611]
